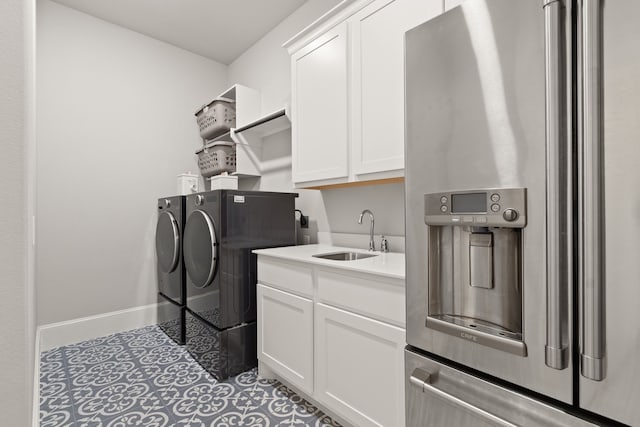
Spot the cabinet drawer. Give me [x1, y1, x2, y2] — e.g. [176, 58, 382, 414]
[317, 268, 405, 327]
[257, 257, 313, 298]
[257, 284, 314, 394]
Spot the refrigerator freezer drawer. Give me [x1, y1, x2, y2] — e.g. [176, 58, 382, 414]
[405, 349, 596, 427]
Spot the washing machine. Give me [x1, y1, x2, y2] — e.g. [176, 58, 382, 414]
[155, 195, 186, 344]
[183, 190, 297, 379]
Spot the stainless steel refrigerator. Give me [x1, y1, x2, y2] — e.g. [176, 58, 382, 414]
[404, 0, 640, 425]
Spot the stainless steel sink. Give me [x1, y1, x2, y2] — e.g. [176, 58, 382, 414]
[312, 251, 378, 261]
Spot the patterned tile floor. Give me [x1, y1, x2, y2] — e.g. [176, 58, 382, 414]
[40, 325, 341, 427]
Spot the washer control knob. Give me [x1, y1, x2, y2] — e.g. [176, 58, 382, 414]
[503, 208, 519, 222]
[195, 195, 204, 206]
[164, 199, 171, 208]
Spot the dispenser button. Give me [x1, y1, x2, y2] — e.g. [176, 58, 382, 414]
[490, 193, 500, 202]
[440, 205, 448, 213]
[450, 216, 461, 222]
[440, 196, 448, 204]
[491, 203, 500, 212]
[503, 208, 519, 222]
[463, 216, 474, 223]
[475, 216, 487, 224]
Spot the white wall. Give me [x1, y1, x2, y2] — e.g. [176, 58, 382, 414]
[0, 0, 35, 424]
[228, 0, 405, 244]
[36, 0, 228, 325]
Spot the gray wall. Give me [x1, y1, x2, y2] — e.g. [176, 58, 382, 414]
[228, 0, 406, 242]
[36, 0, 228, 325]
[0, 0, 35, 423]
[36, 0, 407, 327]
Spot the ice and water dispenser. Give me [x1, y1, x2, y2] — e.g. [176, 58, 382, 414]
[424, 188, 527, 356]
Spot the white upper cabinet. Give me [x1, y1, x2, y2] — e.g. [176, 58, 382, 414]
[285, 0, 443, 188]
[291, 22, 349, 184]
[350, 0, 443, 178]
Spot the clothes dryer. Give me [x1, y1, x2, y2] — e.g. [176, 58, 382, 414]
[183, 190, 297, 379]
[155, 195, 186, 344]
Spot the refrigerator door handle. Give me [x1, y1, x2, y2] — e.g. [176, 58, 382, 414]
[580, 0, 606, 381]
[410, 368, 520, 427]
[543, 0, 569, 370]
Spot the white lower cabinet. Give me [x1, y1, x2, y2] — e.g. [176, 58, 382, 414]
[256, 255, 406, 426]
[257, 283, 314, 394]
[315, 303, 405, 427]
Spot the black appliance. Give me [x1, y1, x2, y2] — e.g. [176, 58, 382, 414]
[183, 190, 297, 379]
[155, 195, 186, 345]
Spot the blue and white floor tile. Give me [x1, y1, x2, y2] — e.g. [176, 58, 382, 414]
[40, 325, 341, 427]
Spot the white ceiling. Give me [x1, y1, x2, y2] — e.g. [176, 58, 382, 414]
[50, 0, 309, 64]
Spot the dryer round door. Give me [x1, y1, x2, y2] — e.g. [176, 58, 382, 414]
[184, 209, 218, 288]
[155, 211, 180, 274]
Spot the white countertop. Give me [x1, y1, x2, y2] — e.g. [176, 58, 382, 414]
[253, 244, 405, 281]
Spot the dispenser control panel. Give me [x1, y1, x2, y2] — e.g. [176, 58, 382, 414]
[424, 188, 526, 227]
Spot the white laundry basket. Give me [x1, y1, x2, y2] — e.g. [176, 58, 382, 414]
[196, 141, 236, 178]
[195, 98, 236, 140]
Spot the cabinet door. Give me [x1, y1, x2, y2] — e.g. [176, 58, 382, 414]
[350, 0, 443, 177]
[291, 22, 349, 185]
[257, 284, 314, 394]
[315, 303, 405, 427]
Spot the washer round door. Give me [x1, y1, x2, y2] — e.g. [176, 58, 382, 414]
[184, 210, 218, 288]
[155, 211, 180, 273]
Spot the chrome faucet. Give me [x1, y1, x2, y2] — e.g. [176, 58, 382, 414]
[358, 209, 375, 251]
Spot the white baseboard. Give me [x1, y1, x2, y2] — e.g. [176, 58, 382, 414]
[37, 303, 159, 352]
[34, 304, 160, 426]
